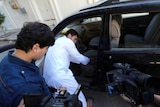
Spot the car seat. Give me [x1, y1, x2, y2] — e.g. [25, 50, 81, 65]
[89, 18, 121, 49]
[124, 13, 160, 47]
[77, 17, 121, 86]
[110, 19, 121, 48]
[75, 16, 122, 88]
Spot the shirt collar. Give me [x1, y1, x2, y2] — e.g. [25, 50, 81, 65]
[8, 50, 39, 72]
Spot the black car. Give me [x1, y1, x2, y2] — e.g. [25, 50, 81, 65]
[52, 0, 160, 89]
[1, 0, 160, 106]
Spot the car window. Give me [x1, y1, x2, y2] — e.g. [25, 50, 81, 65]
[82, 17, 102, 24]
[110, 12, 160, 50]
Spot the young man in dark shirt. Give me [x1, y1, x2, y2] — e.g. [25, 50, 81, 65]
[0, 22, 54, 107]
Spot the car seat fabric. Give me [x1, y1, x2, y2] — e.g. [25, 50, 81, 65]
[110, 19, 121, 48]
[145, 13, 160, 44]
[89, 19, 121, 49]
[89, 36, 100, 49]
[76, 17, 121, 86]
[125, 13, 160, 47]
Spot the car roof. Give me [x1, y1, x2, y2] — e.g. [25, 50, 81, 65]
[79, 0, 124, 11]
[68, 0, 160, 18]
[80, 0, 152, 11]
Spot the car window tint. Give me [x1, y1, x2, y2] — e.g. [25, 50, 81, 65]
[111, 12, 160, 50]
[82, 17, 102, 23]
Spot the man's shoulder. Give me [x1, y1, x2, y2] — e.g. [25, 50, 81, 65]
[56, 36, 73, 45]
[0, 55, 9, 68]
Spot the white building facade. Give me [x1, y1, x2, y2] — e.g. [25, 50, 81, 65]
[0, 0, 100, 30]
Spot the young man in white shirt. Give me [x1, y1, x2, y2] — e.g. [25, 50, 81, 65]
[43, 29, 90, 107]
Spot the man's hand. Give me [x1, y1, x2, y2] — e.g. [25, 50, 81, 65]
[154, 94, 160, 106]
[17, 99, 25, 107]
[120, 94, 142, 107]
[59, 86, 67, 91]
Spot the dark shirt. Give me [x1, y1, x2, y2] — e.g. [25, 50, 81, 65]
[0, 51, 51, 107]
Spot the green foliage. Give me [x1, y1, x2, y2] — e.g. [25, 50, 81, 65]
[0, 13, 5, 25]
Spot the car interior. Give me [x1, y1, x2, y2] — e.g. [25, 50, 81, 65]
[54, 14, 123, 89]
[124, 12, 160, 48]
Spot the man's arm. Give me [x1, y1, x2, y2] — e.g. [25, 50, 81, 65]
[67, 39, 90, 65]
[120, 94, 160, 107]
[120, 94, 142, 107]
[154, 94, 160, 106]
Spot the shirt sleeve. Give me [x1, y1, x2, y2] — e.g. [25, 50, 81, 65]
[66, 39, 90, 65]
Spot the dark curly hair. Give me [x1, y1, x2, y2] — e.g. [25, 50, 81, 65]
[15, 22, 55, 52]
[65, 29, 79, 37]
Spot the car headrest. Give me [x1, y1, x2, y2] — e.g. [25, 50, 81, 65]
[110, 19, 121, 38]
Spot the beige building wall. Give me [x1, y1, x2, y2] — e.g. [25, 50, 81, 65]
[1, 0, 37, 29]
[0, 0, 101, 30]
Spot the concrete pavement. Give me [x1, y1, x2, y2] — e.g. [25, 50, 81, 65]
[0, 29, 19, 47]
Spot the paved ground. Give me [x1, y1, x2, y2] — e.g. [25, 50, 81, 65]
[83, 89, 159, 107]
